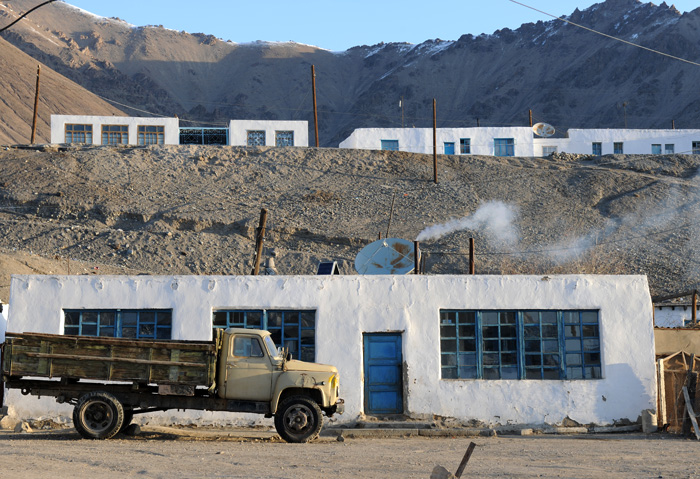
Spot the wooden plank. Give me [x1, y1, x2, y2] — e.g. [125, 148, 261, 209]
[5, 332, 216, 351]
[682, 386, 700, 440]
[659, 359, 667, 427]
[24, 352, 208, 368]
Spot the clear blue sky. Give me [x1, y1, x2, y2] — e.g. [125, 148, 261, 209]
[64, 0, 699, 51]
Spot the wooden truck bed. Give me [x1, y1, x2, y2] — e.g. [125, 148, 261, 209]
[2, 332, 219, 387]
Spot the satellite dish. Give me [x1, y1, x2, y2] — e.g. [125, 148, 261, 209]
[533, 122, 555, 138]
[354, 238, 416, 275]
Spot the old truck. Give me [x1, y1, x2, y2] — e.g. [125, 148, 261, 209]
[0, 328, 343, 442]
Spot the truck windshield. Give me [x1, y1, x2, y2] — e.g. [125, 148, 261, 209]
[264, 335, 282, 360]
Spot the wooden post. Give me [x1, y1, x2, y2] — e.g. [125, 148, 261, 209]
[311, 65, 319, 148]
[433, 98, 438, 184]
[251, 208, 268, 275]
[31, 65, 41, 144]
[455, 442, 477, 478]
[469, 238, 475, 275]
[414, 241, 420, 275]
[672, 120, 676, 130]
[529, 109, 533, 127]
[476, 117, 480, 127]
[386, 190, 396, 239]
[400, 96, 404, 128]
[693, 290, 697, 325]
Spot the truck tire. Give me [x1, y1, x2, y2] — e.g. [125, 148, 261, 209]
[119, 406, 134, 434]
[274, 396, 323, 443]
[73, 391, 124, 440]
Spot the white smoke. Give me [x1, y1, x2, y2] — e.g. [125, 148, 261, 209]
[416, 201, 520, 246]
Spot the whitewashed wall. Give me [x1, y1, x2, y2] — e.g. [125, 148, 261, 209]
[562, 129, 700, 156]
[654, 305, 695, 328]
[5, 274, 656, 428]
[340, 127, 700, 157]
[50, 115, 180, 145]
[229, 120, 309, 147]
[339, 127, 536, 156]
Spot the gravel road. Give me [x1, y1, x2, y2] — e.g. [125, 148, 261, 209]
[0, 429, 696, 479]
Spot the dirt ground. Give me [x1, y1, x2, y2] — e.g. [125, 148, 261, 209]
[0, 429, 697, 479]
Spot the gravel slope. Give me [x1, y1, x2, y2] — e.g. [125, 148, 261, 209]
[0, 144, 697, 302]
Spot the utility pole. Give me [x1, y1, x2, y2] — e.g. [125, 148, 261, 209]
[311, 65, 319, 147]
[433, 99, 438, 184]
[528, 109, 533, 128]
[400, 96, 404, 128]
[31, 65, 41, 144]
[251, 208, 268, 275]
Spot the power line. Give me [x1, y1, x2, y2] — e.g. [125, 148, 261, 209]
[0, 0, 57, 34]
[507, 0, 700, 68]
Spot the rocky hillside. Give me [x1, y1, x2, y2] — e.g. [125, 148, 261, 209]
[0, 144, 696, 303]
[2, 0, 700, 146]
[0, 37, 124, 144]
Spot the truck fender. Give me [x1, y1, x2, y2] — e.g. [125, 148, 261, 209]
[270, 374, 328, 414]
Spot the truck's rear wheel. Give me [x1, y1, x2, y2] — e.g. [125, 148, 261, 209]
[119, 406, 134, 434]
[274, 396, 322, 443]
[73, 391, 124, 440]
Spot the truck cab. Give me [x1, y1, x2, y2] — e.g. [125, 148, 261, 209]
[217, 328, 342, 442]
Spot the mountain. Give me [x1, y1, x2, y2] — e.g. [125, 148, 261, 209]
[0, 37, 124, 144]
[2, 0, 700, 146]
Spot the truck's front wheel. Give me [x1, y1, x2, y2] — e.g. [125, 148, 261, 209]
[73, 391, 124, 440]
[274, 396, 322, 443]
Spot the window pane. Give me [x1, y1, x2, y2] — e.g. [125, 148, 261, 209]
[442, 367, 457, 379]
[441, 325, 456, 337]
[140, 312, 155, 324]
[122, 327, 137, 339]
[460, 324, 475, 337]
[483, 339, 499, 352]
[65, 311, 80, 327]
[300, 311, 315, 327]
[458, 311, 475, 324]
[541, 311, 557, 324]
[482, 312, 498, 324]
[483, 326, 499, 338]
[268, 311, 283, 327]
[213, 311, 227, 327]
[83, 312, 98, 324]
[99, 312, 115, 326]
[82, 324, 97, 336]
[523, 312, 538, 324]
[122, 312, 138, 326]
[442, 354, 457, 366]
[459, 339, 476, 352]
[458, 366, 477, 378]
[441, 339, 457, 353]
[501, 367, 518, 379]
[483, 368, 500, 379]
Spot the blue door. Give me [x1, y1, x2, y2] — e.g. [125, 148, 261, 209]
[363, 333, 403, 415]
[444, 142, 455, 155]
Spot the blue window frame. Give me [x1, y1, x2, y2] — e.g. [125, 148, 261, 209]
[460, 138, 471, 154]
[494, 138, 515, 157]
[440, 310, 601, 380]
[381, 140, 399, 151]
[652, 144, 661, 155]
[614, 142, 624, 154]
[693, 141, 700, 154]
[64, 309, 172, 340]
[592, 142, 602, 156]
[665, 144, 675, 154]
[213, 310, 316, 362]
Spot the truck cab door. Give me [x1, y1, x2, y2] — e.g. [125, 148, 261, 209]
[225, 334, 273, 401]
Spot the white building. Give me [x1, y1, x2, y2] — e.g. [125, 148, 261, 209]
[50, 115, 180, 146]
[4, 274, 656, 428]
[339, 127, 700, 157]
[50, 115, 308, 147]
[229, 120, 308, 147]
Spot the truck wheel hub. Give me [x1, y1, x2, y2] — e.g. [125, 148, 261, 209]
[287, 406, 310, 431]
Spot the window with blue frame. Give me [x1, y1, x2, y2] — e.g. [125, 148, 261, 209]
[440, 310, 601, 380]
[381, 140, 399, 151]
[494, 138, 515, 157]
[460, 138, 471, 154]
[614, 142, 624, 154]
[213, 310, 316, 362]
[592, 142, 602, 156]
[652, 144, 661, 155]
[64, 309, 172, 340]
